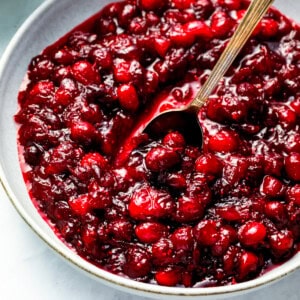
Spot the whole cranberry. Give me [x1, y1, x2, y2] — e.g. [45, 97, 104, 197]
[174, 196, 205, 223]
[139, 0, 167, 11]
[285, 153, 300, 181]
[145, 146, 181, 172]
[71, 61, 100, 85]
[286, 185, 300, 205]
[162, 132, 186, 152]
[210, 11, 234, 39]
[264, 201, 287, 222]
[155, 268, 181, 286]
[123, 246, 151, 278]
[238, 221, 267, 247]
[217, 0, 241, 10]
[260, 18, 279, 38]
[70, 121, 96, 145]
[152, 238, 174, 266]
[269, 230, 294, 255]
[170, 227, 194, 251]
[260, 175, 285, 198]
[28, 81, 55, 105]
[108, 219, 133, 241]
[68, 194, 91, 216]
[117, 83, 139, 112]
[135, 222, 168, 243]
[238, 251, 259, 280]
[193, 220, 219, 246]
[154, 37, 171, 57]
[128, 186, 175, 220]
[208, 129, 239, 153]
[195, 153, 223, 176]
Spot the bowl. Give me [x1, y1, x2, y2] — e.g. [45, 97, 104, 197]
[0, 0, 299, 299]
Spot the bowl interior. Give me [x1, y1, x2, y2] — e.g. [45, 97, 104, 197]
[0, 0, 300, 298]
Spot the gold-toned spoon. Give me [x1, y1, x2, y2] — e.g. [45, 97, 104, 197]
[143, 0, 274, 146]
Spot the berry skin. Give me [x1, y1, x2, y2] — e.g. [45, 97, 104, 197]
[269, 230, 294, 255]
[285, 153, 300, 181]
[71, 61, 100, 85]
[210, 11, 234, 39]
[117, 84, 139, 112]
[208, 129, 239, 153]
[68, 194, 91, 216]
[135, 222, 168, 243]
[238, 222, 267, 247]
[260, 19, 279, 38]
[286, 185, 300, 205]
[154, 37, 171, 57]
[195, 154, 222, 176]
[123, 246, 151, 278]
[155, 268, 181, 286]
[261, 175, 285, 198]
[238, 251, 259, 280]
[162, 132, 186, 151]
[145, 146, 181, 172]
[193, 220, 219, 246]
[70, 121, 96, 145]
[174, 196, 205, 223]
[170, 226, 194, 251]
[140, 0, 167, 11]
[128, 186, 175, 220]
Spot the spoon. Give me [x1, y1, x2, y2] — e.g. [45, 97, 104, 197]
[143, 0, 275, 146]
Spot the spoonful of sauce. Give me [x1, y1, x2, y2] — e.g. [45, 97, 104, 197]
[143, 0, 275, 146]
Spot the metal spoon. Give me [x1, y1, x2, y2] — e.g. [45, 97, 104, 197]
[143, 0, 275, 146]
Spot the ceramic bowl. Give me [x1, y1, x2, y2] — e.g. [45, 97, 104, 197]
[0, 0, 299, 299]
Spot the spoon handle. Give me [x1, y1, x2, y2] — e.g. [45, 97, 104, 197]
[190, 0, 275, 111]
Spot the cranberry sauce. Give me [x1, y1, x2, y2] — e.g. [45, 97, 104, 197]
[15, 0, 300, 287]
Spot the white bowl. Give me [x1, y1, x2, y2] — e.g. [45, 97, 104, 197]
[0, 0, 299, 299]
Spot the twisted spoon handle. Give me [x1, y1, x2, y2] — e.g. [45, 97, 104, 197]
[189, 0, 275, 111]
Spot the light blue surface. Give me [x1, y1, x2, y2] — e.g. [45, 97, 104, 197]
[1, 1, 300, 300]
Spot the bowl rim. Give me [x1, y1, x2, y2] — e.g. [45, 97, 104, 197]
[1, 0, 300, 297]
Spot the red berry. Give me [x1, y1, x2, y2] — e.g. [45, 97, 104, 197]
[260, 18, 279, 38]
[208, 129, 239, 153]
[264, 201, 287, 222]
[72, 61, 100, 85]
[140, 0, 166, 11]
[123, 246, 151, 278]
[162, 132, 186, 151]
[286, 185, 300, 205]
[217, 0, 241, 10]
[193, 220, 219, 246]
[170, 227, 194, 251]
[183, 21, 213, 40]
[135, 222, 168, 243]
[154, 37, 171, 57]
[285, 153, 300, 181]
[210, 11, 234, 38]
[174, 196, 205, 223]
[195, 153, 223, 176]
[238, 251, 259, 280]
[269, 230, 294, 255]
[129, 186, 175, 220]
[70, 121, 96, 145]
[117, 83, 139, 112]
[145, 146, 181, 172]
[261, 175, 285, 197]
[68, 194, 91, 216]
[155, 268, 181, 286]
[28, 81, 54, 104]
[238, 221, 267, 246]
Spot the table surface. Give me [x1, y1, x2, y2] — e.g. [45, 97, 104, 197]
[1, 1, 300, 299]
